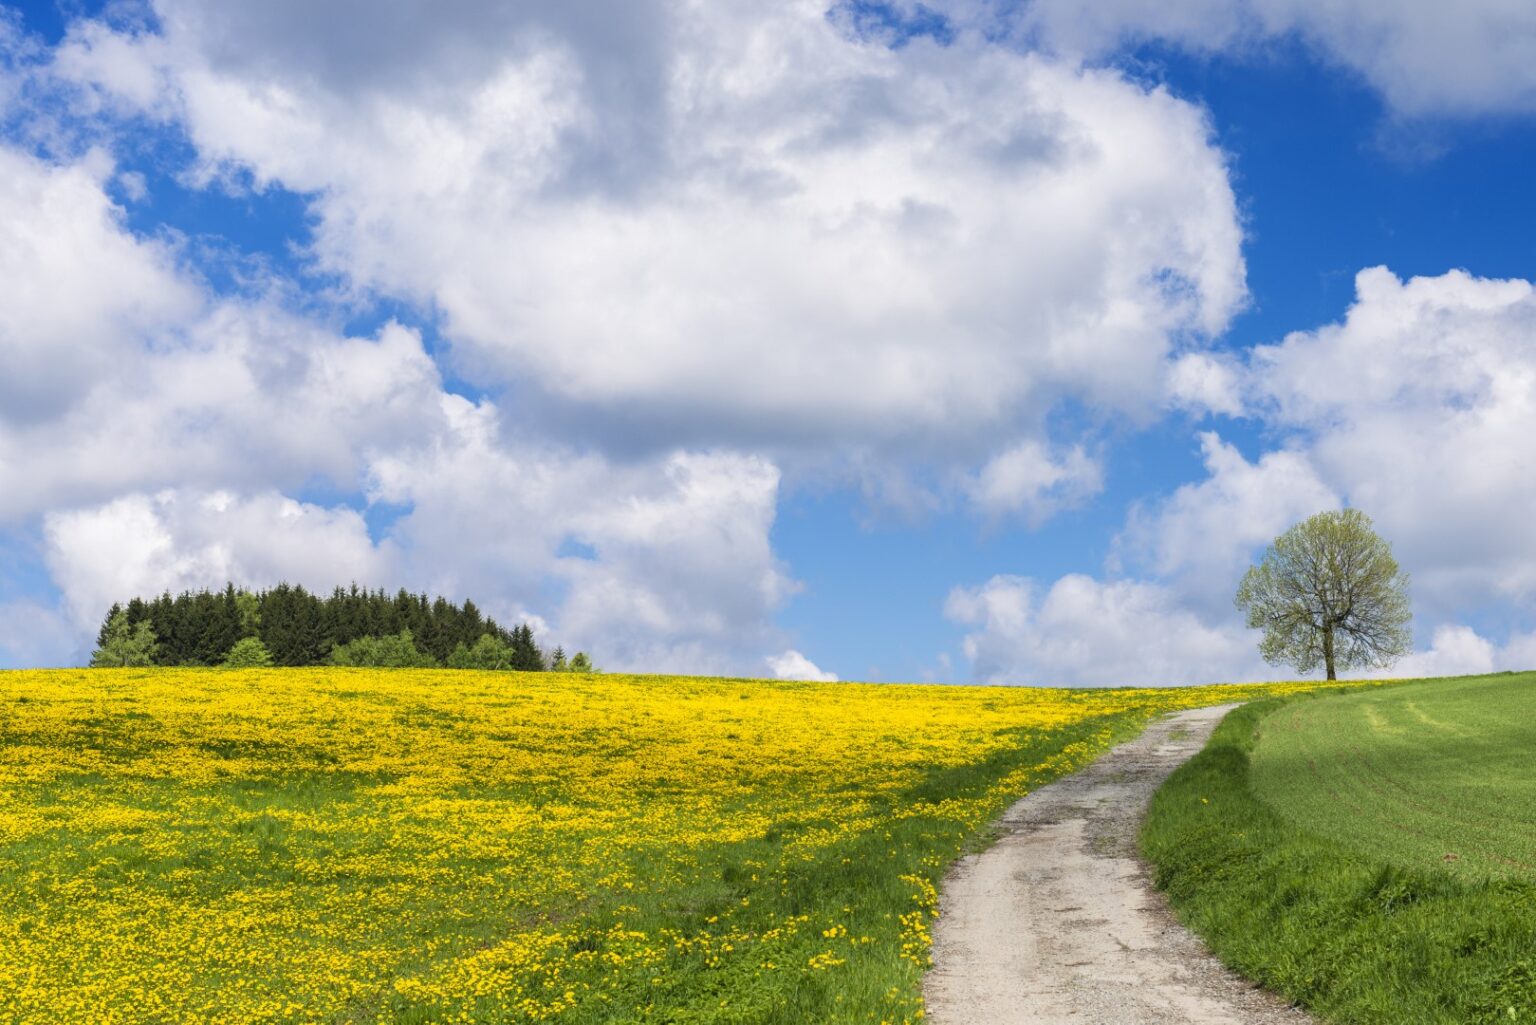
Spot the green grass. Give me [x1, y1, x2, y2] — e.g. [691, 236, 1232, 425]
[1142, 673, 1536, 1025]
[1253, 673, 1536, 880]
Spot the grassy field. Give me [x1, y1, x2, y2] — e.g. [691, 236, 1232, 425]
[0, 668, 1336, 1025]
[1253, 673, 1536, 881]
[1143, 672, 1536, 1025]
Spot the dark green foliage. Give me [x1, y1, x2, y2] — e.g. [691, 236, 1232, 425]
[94, 583, 557, 670]
[90, 610, 159, 667]
[222, 636, 274, 668]
[509, 623, 544, 671]
[1142, 689, 1536, 1024]
[330, 629, 438, 668]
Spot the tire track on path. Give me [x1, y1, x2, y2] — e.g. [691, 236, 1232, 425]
[925, 704, 1312, 1025]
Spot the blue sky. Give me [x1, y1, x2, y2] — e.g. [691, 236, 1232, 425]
[4, 0, 1536, 683]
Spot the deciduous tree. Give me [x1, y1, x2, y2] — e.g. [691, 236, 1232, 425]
[1236, 509, 1411, 680]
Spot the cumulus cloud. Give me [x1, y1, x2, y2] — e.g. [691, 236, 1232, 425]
[948, 264, 1536, 687]
[1250, 267, 1536, 615]
[1165, 351, 1244, 417]
[54, 0, 1245, 466]
[767, 649, 839, 682]
[0, 118, 801, 673]
[0, 145, 200, 426]
[959, 0, 1536, 117]
[966, 440, 1102, 524]
[42, 490, 393, 632]
[35, 410, 800, 673]
[1117, 432, 1338, 607]
[945, 573, 1268, 687]
[1388, 624, 1497, 678]
[1, 306, 448, 522]
[367, 397, 798, 674]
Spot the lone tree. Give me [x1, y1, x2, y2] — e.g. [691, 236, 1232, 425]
[1236, 509, 1411, 680]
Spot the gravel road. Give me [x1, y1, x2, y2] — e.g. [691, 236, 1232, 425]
[924, 704, 1314, 1025]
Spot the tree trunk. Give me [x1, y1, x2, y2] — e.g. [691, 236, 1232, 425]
[1323, 624, 1336, 680]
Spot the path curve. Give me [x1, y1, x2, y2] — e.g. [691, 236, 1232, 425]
[924, 704, 1312, 1025]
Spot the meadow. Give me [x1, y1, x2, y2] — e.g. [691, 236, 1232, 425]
[0, 668, 1335, 1025]
[1252, 674, 1536, 880]
[1144, 672, 1536, 1024]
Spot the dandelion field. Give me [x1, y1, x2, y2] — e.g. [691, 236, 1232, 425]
[0, 669, 1339, 1024]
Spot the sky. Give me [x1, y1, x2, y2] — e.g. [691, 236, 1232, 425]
[3, 0, 1536, 685]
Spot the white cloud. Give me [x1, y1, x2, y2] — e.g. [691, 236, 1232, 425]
[0, 135, 801, 674]
[966, 440, 1102, 523]
[0, 145, 200, 426]
[55, 1, 1246, 465]
[1388, 624, 1497, 678]
[945, 573, 1268, 687]
[767, 649, 838, 682]
[42, 489, 394, 632]
[981, 0, 1536, 117]
[367, 399, 798, 675]
[1, 307, 448, 521]
[1118, 432, 1338, 607]
[1165, 351, 1244, 417]
[1250, 267, 1536, 615]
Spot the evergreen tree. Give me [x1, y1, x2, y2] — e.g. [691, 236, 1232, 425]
[549, 646, 567, 671]
[509, 624, 545, 671]
[96, 602, 123, 650]
[90, 611, 159, 667]
[94, 582, 554, 670]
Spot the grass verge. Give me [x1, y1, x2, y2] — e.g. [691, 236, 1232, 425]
[1142, 689, 1536, 1025]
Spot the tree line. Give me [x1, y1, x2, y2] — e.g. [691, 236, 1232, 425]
[90, 583, 593, 672]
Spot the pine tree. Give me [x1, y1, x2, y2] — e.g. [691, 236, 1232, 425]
[509, 624, 545, 671]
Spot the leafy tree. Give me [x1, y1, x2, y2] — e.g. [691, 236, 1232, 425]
[445, 634, 516, 670]
[567, 651, 595, 673]
[222, 636, 274, 668]
[90, 611, 159, 667]
[330, 629, 438, 668]
[234, 589, 261, 637]
[1236, 509, 1411, 680]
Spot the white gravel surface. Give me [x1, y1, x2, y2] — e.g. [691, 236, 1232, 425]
[924, 704, 1315, 1025]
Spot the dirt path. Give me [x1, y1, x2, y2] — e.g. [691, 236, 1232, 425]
[924, 704, 1312, 1025]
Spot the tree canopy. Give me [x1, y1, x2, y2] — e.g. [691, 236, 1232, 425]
[1235, 509, 1411, 680]
[90, 583, 593, 672]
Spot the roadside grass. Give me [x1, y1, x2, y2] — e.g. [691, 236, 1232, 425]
[1142, 673, 1536, 1025]
[0, 668, 1345, 1024]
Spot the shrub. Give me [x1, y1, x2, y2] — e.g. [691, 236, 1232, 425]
[445, 634, 516, 670]
[330, 629, 438, 668]
[222, 636, 274, 668]
[90, 611, 159, 667]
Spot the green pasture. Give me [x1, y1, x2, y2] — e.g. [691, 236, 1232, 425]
[1253, 672, 1536, 881]
[1144, 671, 1536, 1025]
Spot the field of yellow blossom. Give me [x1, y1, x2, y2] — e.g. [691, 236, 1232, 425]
[0, 668, 1351, 1024]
